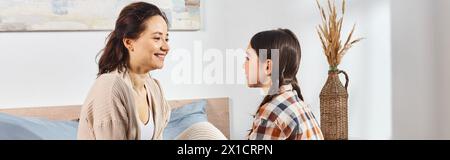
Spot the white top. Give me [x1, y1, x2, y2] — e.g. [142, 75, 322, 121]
[138, 109, 154, 140]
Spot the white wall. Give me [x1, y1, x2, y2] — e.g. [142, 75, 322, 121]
[0, 32, 105, 107]
[436, 0, 450, 139]
[392, 0, 437, 139]
[0, 0, 392, 139]
[391, 0, 450, 139]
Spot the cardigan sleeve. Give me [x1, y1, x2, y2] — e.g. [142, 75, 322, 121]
[77, 75, 132, 140]
[90, 96, 129, 140]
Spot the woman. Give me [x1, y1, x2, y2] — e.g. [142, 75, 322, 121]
[244, 29, 324, 140]
[77, 2, 171, 140]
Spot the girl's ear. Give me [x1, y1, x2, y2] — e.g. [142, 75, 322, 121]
[264, 59, 273, 76]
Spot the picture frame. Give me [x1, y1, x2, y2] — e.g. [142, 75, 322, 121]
[0, 0, 201, 32]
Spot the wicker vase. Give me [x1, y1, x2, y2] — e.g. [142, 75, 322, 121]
[319, 69, 349, 140]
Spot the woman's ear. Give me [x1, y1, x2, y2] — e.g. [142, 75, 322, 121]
[123, 38, 135, 52]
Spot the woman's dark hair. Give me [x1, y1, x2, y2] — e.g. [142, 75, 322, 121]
[97, 2, 169, 76]
[250, 29, 304, 108]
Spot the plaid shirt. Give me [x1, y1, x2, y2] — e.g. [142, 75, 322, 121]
[248, 84, 324, 140]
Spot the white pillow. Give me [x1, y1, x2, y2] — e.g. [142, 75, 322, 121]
[175, 122, 227, 140]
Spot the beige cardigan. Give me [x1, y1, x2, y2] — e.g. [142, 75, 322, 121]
[77, 70, 171, 140]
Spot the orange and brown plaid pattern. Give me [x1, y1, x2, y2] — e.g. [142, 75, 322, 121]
[248, 84, 324, 140]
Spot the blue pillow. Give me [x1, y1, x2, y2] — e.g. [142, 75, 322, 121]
[0, 113, 78, 140]
[163, 100, 208, 140]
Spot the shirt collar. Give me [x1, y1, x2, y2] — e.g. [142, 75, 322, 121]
[279, 84, 293, 93]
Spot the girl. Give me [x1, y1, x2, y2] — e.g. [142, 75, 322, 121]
[244, 29, 324, 140]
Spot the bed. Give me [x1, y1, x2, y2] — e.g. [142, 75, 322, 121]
[0, 97, 230, 140]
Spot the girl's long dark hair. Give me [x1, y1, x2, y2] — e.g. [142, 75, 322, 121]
[250, 29, 304, 108]
[97, 2, 168, 76]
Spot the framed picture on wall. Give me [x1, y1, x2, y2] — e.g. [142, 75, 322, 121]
[0, 0, 201, 32]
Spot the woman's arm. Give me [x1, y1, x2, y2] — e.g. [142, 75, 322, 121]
[78, 76, 132, 140]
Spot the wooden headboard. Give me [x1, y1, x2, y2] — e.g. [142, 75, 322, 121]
[0, 97, 230, 138]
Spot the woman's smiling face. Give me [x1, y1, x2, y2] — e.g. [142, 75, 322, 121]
[126, 15, 170, 72]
